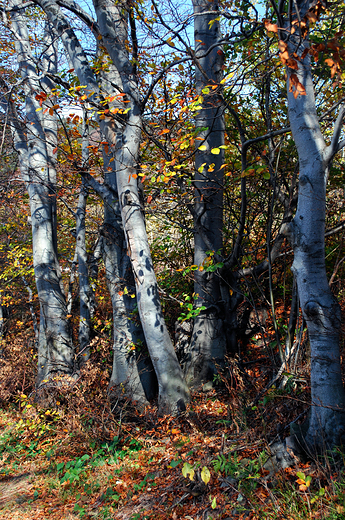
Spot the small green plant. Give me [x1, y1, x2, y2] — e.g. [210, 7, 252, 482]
[178, 293, 206, 321]
[73, 502, 86, 517]
[213, 451, 261, 491]
[57, 454, 90, 484]
[134, 473, 156, 491]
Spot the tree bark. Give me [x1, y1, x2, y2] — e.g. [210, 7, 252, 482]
[7, 3, 75, 385]
[92, 0, 190, 412]
[38, 0, 189, 412]
[285, 0, 345, 451]
[184, 0, 227, 387]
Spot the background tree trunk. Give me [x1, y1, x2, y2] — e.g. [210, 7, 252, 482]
[184, 0, 227, 387]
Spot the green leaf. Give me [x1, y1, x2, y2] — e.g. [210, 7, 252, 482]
[169, 459, 182, 468]
[296, 472, 306, 480]
[201, 466, 211, 484]
[211, 496, 217, 509]
[263, 171, 270, 180]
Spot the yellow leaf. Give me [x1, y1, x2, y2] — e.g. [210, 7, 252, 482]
[198, 145, 207, 151]
[201, 466, 211, 485]
[211, 148, 220, 155]
[220, 73, 234, 84]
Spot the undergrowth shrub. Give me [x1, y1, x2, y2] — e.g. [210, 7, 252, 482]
[0, 335, 36, 402]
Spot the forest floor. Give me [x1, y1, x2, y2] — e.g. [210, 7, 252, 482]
[1, 371, 345, 520]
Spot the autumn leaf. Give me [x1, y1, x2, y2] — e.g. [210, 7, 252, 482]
[264, 20, 278, 33]
[201, 466, 211, 485]
[182, 462, 195, 481]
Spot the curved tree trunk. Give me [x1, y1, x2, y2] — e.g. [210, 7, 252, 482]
[92, 0, 190, 412]
[286, 0, 345, 451]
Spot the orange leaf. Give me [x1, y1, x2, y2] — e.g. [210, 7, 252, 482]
[286, 58, 298, 70]
[279, 50, 289, 65]
[278, 40, 287, 52]
[147, 196, 152, 204]
[264, 20, 278, 33]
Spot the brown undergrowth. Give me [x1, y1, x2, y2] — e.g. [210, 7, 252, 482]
[0, 328, 345, 519]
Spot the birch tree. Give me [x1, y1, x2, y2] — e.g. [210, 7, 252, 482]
[2, 3, 75, 385]
[34, 0, 190, 412]
[263, 0, 345, 451]
[184, 0, 227, 386]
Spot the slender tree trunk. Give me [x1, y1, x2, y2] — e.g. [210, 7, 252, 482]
[286, 0, 345, 451]
[7, 4, 75, 385]
[184, 0, 227, 387]
[97, 63, 151, 403]
[76, 116, 93, 365]
[92, 0, 190, 411]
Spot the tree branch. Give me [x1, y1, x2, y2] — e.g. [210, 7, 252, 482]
[326, 104, 345, 162]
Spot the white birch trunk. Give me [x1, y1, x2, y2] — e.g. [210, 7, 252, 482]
[285, 0, 345, 451]
[185, 0, 226, 387]
[7, 3, 75, 385]
[38, 0, 189, 411]
[92, 0, 190, 412]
